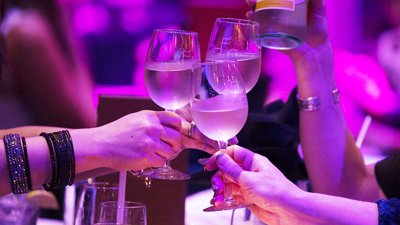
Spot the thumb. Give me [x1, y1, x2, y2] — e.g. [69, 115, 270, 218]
[216, 153, 244, 184]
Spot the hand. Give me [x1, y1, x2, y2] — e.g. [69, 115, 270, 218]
[94, 110, 192, 171]
[245, 0, 332, 61]
[205, 145, 303, 224]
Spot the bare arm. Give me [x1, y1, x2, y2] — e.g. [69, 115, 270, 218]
[283, 0, 384, 201]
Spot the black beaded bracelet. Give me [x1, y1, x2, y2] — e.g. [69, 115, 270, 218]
[3, 134, 30, 194]
[375, 199, 400, 225]
[62, 130, 75, 185]
[21, 137, 32, 192]
[40, 131, 75, 191]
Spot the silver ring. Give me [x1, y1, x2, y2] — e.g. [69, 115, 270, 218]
[188, 121, 196, 138]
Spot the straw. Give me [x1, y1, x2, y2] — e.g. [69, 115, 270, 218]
[117, 171, 127, 224]
[355, 115, 372, 148]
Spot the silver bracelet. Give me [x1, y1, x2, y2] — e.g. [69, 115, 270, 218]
[297, 96, 321, 111]
[332, 89, 340, 104]
[297, 89, 340, 111]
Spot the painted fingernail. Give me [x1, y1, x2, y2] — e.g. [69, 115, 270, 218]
[216, 154, 229, 166]
[204, 166, 208, 172]
[211, 185, 218, 193]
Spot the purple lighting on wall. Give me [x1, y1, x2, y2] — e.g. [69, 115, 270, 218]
[73, 3, 110, 36]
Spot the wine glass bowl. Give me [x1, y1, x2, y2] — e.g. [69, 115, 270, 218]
[74, 182, 119, 225]
[190, 60, 252, 212]
[206, 18, 261, 93]
[97, 201, 147, 225]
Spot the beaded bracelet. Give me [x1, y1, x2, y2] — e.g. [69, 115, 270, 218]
[62, 130, 75, 185]
[40, 131, 75, 191]
[3, 134, 30, 194]
[40, 132, 58, 191]
[21, 137, 32, 192]
[375, 199, 400, 224]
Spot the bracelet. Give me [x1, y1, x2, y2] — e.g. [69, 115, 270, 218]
[297, 89, 340, 111]
[40, 132, 58, 191]
[297, 96, 321, 111]
[62, 130, 75, 185]
[3, 134, 30, 194]
[332, 89, 340, 104]
[22, 137, 32, 192]
[40, 131, 75, 191]
[375, 199, 400, 224]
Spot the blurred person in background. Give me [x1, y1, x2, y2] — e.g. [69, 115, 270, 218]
[0, 0, 96, 129]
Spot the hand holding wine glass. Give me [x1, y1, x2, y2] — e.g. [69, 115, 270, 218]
[190, 60, 252, 211]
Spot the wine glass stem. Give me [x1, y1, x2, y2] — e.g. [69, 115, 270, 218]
[218, 141, 233, 200]
[163, 108, 175, 168]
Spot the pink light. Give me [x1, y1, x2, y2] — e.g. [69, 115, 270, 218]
[334, 50, 397, 116]
[73, 4, 110, 36]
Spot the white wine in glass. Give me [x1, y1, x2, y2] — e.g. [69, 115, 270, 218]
[190, 60, 252, 212]
[206, 18, 261, 93]
[141, 29, 201, 181]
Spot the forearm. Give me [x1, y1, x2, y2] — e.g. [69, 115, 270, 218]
[285, 190, 378, 225]
[0, 128, 106, 197]
[293, 43, 366, 197]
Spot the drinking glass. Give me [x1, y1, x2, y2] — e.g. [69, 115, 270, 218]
[190, 60, 252, 212]
[230, 208, 266, 225]
[206, 18, 261, 93]
[197, 18, 261, 166]
[97, 201, 146, 225]
[140, 29, 200, 180]
[139, 29, 201, 180]
[74, 182, 119, 225]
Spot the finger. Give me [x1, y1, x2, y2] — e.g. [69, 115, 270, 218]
[245, 0, 256, 8]
[228, 136, 239, 145]
[181, 120, 219, 149]
[181, 135, 218, 154]
[211, 171, 224, 194]
[156, 111, 182, 132]
[246, 10, 254, 21]
[175, 105, 193, 122]
[215, 153, 244, 184]
[160, 126, 182, 157]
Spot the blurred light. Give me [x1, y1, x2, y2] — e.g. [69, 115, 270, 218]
[73, 4, 110, 36]
[119, 6, 148, 34]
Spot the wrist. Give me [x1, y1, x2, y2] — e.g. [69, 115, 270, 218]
[69, 128, 105, 173]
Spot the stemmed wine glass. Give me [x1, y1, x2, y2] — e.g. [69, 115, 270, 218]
[137, 29, 200, 181]
[198, 18, 261, 165]
[206, 18, 261, 93]
[190, 60, 252, 212]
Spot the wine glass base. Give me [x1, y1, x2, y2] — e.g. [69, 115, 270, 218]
[203, 200, 254, 212]
[197, 157, 210, 166]
[145, 167, 191, 180]
[129, 168, 154, 177]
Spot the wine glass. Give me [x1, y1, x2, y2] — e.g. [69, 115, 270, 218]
[230, 208, 266, 225]
[97, 201, 146, 225]
[197, 18, 261, 166]
[74, 182, 119, 225]
[141, 29, 201, 180]
[206, 18, 261, 93]
[190, 60, 252, 212]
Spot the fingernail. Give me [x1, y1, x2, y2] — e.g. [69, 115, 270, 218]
[203, 166, 208, 172]
[211, 185, 218, 193]
[216, 154, 229, 166]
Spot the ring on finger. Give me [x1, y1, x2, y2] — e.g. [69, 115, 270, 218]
[188, 121, 196, 138]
